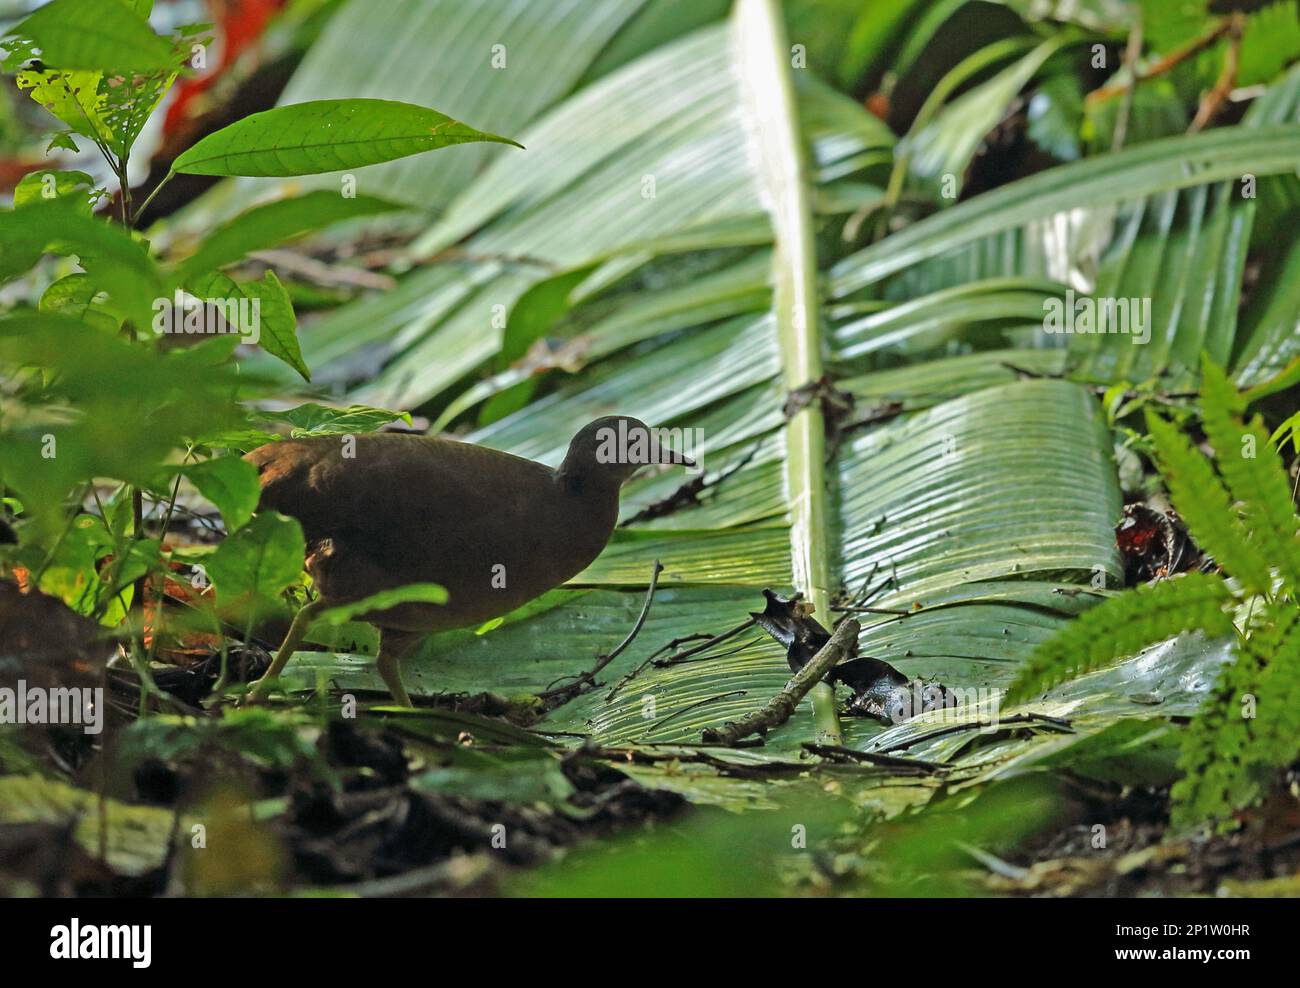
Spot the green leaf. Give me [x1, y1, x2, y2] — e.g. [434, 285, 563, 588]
[834, 277, 1065, 359]
[170, 99, 522, 178]
[187, 269, 308, 382]
[38, 273, 119, 331]
[839, 379, 1123, 601]
[12, 169, 100, 212]
[194, 405, 412, 454]
[303, 21, 870, 408]
[0, 199, 161, 328]
[0, 313, 252, 534]
[903, 35, 1076, 202]
[0, 774, 181, 877]
[4, 0, 177, 75]
[1026, 73, 1084, 161]
[833, 125, 1300, 293]
[205, 511, 304, 601]
[1241, 611, 1300, 793]
[248, 0, 657, 209]
[1270, 409, 1300, 456]
[46, 130, 80, 153]
[172, 191, 403, 280]
[1238, 1, 1300, 87]
[183, 456, 261, 531]
[267, 403, 411, 437]
[1067, 182, 1252, 384]
[315, 583, 449, 626]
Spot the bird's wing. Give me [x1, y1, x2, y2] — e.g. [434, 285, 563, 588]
[244, 434, 556, 557]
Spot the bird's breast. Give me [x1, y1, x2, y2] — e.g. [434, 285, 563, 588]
[363, 486, 619, 632]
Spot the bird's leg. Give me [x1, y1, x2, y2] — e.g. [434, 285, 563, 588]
[376, 628, 420, 708]
[244, 598, 327, 704]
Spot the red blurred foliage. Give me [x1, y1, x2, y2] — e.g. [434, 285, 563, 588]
[163, 0, 286, 139]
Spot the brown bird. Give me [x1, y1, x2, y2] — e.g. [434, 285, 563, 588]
[241, 416, 690, 706]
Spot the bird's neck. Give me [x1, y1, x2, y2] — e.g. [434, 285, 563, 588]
[556, 469, 621, 538]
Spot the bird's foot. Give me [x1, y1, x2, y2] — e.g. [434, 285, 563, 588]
[238, 680, 271, 706]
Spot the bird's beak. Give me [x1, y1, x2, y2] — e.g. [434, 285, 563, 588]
[625, 447, 696, 484]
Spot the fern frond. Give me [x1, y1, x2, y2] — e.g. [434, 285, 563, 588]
[1271, 410, 1300, 458]
[1249, 611, 1300, 777]
[1200, 359, 1300, 592]
[1006, 573, 1236, 703]
[1146, 410, 1275, 596]
[1171, 602, 1300, 831]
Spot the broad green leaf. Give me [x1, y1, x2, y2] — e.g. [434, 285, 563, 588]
[298, 23, 889, 409]
[15, 67, 111, 145]
[903, 35, 1075, 202]
[1238, 1, 1300, 87]
[841, 348, 1069, 411]
[832, 126, 1300, 293]
[38, 273, 119, 332]
[0, 313, 251, 533]
[0, 199, 161, 328]
[375, 108, 771, 407]
[12, 169, 99, 212]
[834, 278, 1065, 359]
[1006, 573, 1236, 701]
[188, 269, 308, 381]
[193, 404, 412, 454]
[4, 0, 177, 75]
[838, 379, 1123, 603]
[170, 99, 522, 178]
[205, 511, 304, 601]
[315, 583, 449, 626]
[261, 0, 655, 208]
[172, 192, 404, 280]
[183, 456, 261, 531]
[267, 403, 411, 436]
[0, 774, 183, 877]
[1068, 182, 1252, 384]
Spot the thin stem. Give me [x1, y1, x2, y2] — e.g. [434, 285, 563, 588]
[1112, 20, 1144, 150]
[29, 491, 85, 586]
[1086, 18, 1234, 107]
[132, 171, 175, 226]
[538, 560, 663, 704]
[145, 454, 190, 665]
[88, 484, 132, 623]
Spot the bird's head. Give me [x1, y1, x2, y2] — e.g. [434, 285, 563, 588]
[557, 415, 695, 493]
